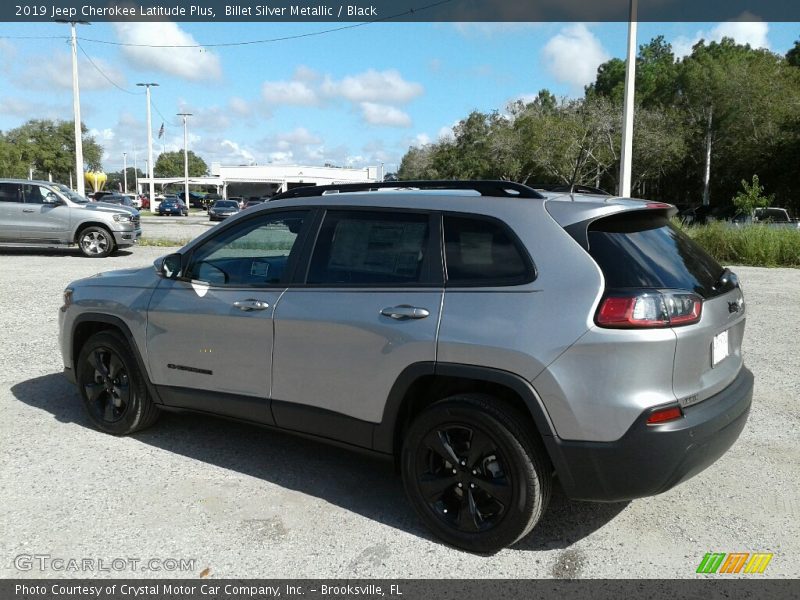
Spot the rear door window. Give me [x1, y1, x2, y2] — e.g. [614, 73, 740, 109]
[0, 183, 21, 203]
[587, 213, 724, 297]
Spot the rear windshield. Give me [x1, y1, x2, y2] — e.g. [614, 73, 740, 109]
[587, 213, 724, 298]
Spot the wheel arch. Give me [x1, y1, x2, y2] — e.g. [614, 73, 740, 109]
[375, 363, 557, 462]
[73, 221, 114, 244]
[71, 314, 162, 404]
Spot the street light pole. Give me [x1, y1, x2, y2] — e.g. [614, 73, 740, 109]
[618, 0, 638, 198]
[122, 152, 128, 194]
[177, 112, 192, 210]
[57, 19, 89, 196]
[136, 82, 159, 210]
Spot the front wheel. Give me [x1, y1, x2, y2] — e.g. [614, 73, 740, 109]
[401, 394, 551, 553]
[78, 226, 115, 258]
[76, 331, 160, 435]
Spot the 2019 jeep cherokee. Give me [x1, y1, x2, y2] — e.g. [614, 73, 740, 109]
[58, 180, 753, 552]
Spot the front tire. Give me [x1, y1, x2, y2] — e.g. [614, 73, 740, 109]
[78, 226, 115, 258]
[76, 331, 160, 435]
[401, 394, 551, 553]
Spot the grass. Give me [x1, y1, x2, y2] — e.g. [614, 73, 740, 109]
[679, 221, 800, 268]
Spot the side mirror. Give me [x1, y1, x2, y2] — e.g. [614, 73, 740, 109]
[155, 253, 183, 279]
[44, 193, 63, 205]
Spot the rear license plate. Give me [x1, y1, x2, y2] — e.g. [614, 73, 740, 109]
[712, 329, 729, 366]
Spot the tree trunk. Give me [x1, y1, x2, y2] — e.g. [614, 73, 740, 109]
[702, 105, 713, 206]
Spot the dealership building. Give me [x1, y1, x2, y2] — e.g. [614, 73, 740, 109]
[138, 163, 383, 199]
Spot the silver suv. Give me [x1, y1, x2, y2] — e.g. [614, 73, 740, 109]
[0, 179, 141, 257]
[58, 181, 753, 552]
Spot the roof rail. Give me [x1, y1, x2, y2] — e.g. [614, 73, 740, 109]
[269, 180, 545, 201]
[530, 183, 612, 196]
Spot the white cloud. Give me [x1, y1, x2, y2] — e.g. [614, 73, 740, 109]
[414, 133, 431, 146]
[18, 51, 126, 91]
[672, 17, 770, 58]
[220, 140, 256, 165]
[262, 79, 319, 106]
[359, 103, 412, 128]
[322, 69, 423, 104]
[452, 23, 542, 37]
[113, 22, 222, 81]
[0, 40, 16, 73]
[228, 96, 251, 117]
[542, 24, 610, 91]
[275, 127, 322, 149]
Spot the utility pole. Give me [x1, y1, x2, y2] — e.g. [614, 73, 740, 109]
[57, 19, 89, 196]
[123, 152, 128, 194]
[177, 112, 192, 209]
[136, 82, 159, 210]
[618, 0, 637, 197]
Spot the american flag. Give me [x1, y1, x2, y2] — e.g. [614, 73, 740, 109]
[158, 123, 165, 139]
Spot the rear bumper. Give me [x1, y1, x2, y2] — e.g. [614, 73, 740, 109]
[548, 366, 753, 502]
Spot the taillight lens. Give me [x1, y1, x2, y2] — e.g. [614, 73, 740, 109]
[596, 291, 702, 328]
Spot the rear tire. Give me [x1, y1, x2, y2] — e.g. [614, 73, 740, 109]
[76, 331, 160, 435]
[78, 226, 115, 258]
[401, 393, 551, 553]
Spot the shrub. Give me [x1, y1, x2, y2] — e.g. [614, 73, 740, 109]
[680, 221, 800, 267]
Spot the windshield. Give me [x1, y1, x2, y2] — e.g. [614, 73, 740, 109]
[215, 201, 238, 208]
[55, 184, 89, 204]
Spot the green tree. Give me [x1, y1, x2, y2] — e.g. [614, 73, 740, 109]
[732, 174, 773, 215]
[787, 40, 800, 67]
[154, 151, 208, 177]
[1, 120, 102, 182]
[106, 167, 146, 192]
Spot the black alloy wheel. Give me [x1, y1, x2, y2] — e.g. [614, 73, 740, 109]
[417, 425, 512, 532]
[83, 346, 131, 424]
[401, 394, 551, 553]
[76, 331, 160, 435]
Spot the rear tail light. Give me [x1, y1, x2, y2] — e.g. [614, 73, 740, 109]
[596, 291, 702, 328]
[646, 405, 683, 425]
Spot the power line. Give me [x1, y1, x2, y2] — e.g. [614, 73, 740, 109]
[77, 42, 144, 95]
[0, 34, 67, 40]
[76, 0, 452, 48]
[151, 100, 180, 128]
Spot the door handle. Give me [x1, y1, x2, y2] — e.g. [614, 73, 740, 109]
[233, 299, 270, 311]
[22, 209, 35, 213]
[380, 305, 430, 320]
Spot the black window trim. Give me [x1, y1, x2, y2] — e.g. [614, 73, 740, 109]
[441, 211, 537, 288]
[180, 207, 314, 289]
[296, 205, 444, 289]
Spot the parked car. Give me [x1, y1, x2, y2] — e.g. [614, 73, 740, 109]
[157, 198, 189, 217]
[732, 207, 799, 229]
[208, 199, 240, 221]
[100, 194, 137, 209]
[58, 180, 752, 552]
[90, 190, 115, 203]
[243, 198, 266, 210]
[178, 191, 206, 209]
[0, 179, 141, 257]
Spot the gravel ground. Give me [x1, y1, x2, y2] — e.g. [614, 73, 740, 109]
[0, 245, 797, 579]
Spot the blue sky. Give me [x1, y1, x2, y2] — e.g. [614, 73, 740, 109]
[0, 20, 797, 173]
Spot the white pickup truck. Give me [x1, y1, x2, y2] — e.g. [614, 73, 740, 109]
[733, 207, 800, 230]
